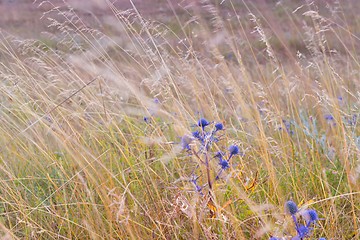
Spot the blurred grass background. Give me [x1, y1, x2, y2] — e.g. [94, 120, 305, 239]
[0, 0, 359, 239]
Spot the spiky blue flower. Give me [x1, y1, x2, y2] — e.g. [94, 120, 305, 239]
[192, 130, 202, 140]
[285, 201, 298, 215]
[297, 225, 310, 238]
[325, 114, 334, 121]
[324, 114, 336, 126]
[303, 209, 319, 227]
[228, 145, 239, 157]
[281, 119, 294, 135]
[215, 122, 224, 131]
[282, 119, 291, 128]
[214, 151, 230, 180]
[198, 118, 210, 130]
[338, 96, 343, 101]
[346, 114, 358, 126]
[143, 116, 150, 123]
[190, 175, 203, 195]
[219, 159, 230, 170]
[181, 135, 193, 150]
[307, 209, 318, 222]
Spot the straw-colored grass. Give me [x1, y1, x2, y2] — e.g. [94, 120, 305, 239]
[0, 0, 359, 239]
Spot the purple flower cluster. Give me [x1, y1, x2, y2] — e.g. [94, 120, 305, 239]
[344, 114, 358, 126]
[214, 145, 241, 180]
[181, 118, 242, 193]
[270, 200, 324, 240]
[279, 119, 294, 135]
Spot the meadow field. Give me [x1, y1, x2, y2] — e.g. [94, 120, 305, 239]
[0, 0, 359, 239]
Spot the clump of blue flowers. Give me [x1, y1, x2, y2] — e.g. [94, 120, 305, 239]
[181, 118, 242, 216]
[189, 118, 224, 151]
[270, 200, 325, 239]
[280, 119, 294, 135]
[324, 114, 336, 127]
[214, 145, 240, 180]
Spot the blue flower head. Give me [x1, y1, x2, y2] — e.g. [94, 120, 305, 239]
[325, 114, 334, 121]
[303, 209, 318, 225]
[192, 130, 201, 139]
[181, 135, 193, 150]
[346, 114, 358, 126]
[215, 122, 224, 131]
[269, 237, 280, 240]
[143, 116, 150, 123]
[352, 114, 358, 125]
[297, 225, 310, 238]
[219, 159, 230, 170]
[190, 175, 203, 195]
[154, 98, 160, 104]
[228, 145, 240, 157]
[198, 118, 210, 130]
[307, 209, 318, 222]
[324, 114, 336, 126]
[285, 201, 298, 215]
[281, 119, 294, 135]
[282, 119, 291, 128]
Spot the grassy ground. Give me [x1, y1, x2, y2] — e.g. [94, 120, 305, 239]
[0, 0, 359, 239]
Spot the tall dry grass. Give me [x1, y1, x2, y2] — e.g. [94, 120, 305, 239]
[0, 0, 359, 239]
